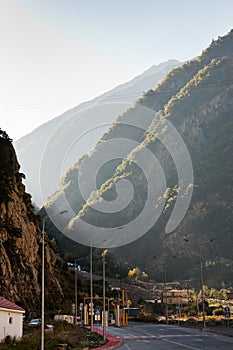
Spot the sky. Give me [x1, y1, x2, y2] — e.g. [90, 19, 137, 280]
[1, 0, 233, 141]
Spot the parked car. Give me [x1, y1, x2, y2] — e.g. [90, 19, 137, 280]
[29, 318, 41, 326]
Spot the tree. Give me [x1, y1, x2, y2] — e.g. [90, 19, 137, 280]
[127, 267, 148, 282]
[0, 128, 12, 142]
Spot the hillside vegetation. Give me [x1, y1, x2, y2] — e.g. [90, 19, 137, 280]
[43, 30, 233, 289]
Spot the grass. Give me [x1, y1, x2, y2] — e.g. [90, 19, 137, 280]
[0, 322, 105, 350]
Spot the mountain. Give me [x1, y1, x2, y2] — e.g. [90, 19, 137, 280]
[0, 130, 63, 315]
[14, 60, 181, 206]
[43, 29, 233, 289]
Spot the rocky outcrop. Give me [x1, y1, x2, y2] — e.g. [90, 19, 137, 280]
[0, 134, 63, 314]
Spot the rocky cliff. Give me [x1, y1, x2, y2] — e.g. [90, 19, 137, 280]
[0, 131, 63, 315]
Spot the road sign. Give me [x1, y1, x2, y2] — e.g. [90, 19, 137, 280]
[225, 306, 230, 318]
[95, 308, 100, 315]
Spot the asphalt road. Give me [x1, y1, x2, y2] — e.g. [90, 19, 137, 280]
[105, 322, 233, 349]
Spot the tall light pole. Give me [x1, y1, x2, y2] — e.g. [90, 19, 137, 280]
[90, 244, 93, 332]
[199, 245, 206, 328]
[199, 239, 214, 329]
[164, 260, 168, 324]
[74, 257, 84, 325]
[75, 260, 77, 325]
[41, 220, 45, 350]
[102, 250, 108, 340]
[41, 210, 67, 350]
[183, 238, 214, 329]
[153, 256, 168, 323]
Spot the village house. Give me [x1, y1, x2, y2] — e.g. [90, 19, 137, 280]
[0, 297, 25, 342]
[162, 289, 189, 305]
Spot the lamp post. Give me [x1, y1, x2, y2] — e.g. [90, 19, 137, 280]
[90, 244, 93, 332]
[154, 253, 184, 324]
[164, 260, 168, 324]
[102, 250, 108, 340]
[199, 239, 214, 329]
[41, 220, 45, 350]
[199, 245, 206, 328]
[183, 238, 214, 329]
[41, 210, 67, 350]
[153, 256, 168, 323]
[74, 257, 84, 325]
[75, 260, 77, 325]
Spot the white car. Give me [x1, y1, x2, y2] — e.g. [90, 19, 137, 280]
[29, 318, 41, 326]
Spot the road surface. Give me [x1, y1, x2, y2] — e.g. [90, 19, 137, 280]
[105, 322, 233, 349]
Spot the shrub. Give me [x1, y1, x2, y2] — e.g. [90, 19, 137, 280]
[4, 336, 12, 345]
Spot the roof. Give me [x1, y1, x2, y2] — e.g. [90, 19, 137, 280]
[0, 297, 25, 312]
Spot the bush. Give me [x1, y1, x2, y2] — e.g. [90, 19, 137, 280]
[4, 336, 12, 345]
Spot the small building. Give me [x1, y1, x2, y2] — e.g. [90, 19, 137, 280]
[227, 292, 233, 301]
[162, 289, 189, 305]
[0, 297, 25, 341]
[54, 314, 74, 323]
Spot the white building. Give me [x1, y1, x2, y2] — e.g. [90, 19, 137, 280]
[0, 297, 25, 341]
[54, 314, 74, 323]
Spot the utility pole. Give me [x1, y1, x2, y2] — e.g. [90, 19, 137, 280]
[41, 210, 67, 350]
[164, 260, 168, 324]
[75, 260, 78, 325]
[199, 245, 206, 328]
[90, 244, 93, 332]
[199, 239, 214, 329]
[183, 238, 214, 330]
[75, 257, 83, 325]
[41, 220, 45, 350]
[102, 250, 108, 340]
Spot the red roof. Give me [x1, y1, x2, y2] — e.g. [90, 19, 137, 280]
[0, 297, 25, 312]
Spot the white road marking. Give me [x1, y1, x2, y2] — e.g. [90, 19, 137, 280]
[163, 338, 201, 350]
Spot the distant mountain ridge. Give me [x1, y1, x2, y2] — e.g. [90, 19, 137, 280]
[43, 30, 233, 288]
[15, 59, 181, 206]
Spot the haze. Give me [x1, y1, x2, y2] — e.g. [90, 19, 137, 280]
[1, 0, 233, 141]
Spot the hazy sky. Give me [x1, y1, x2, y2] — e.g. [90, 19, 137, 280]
[1, 0, 233, 141]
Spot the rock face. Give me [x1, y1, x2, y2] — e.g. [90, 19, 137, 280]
[0, 134, 62, 314]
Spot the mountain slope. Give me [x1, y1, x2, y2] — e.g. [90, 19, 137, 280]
[44, 30, 233, 288]
[15, 60, 181, 206]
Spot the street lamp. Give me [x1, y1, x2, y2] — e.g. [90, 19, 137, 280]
[199, 239, 214, 329]
[102, 249, 108, 340]
[74, 258, 83, 325]
[153, 256, 168, 323]
[153, 253, 185, 324]
[183, 238, 214, 329]
[90, 244, 93, 332]
[41, 210, 67, 350]
[164, 260, 168, 324]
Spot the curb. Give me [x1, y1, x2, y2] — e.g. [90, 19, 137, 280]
[87, 326, 122, 350]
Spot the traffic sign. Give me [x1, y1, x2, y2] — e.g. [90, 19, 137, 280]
[95, 308, 100, 315]
[225, 306, 230, 318]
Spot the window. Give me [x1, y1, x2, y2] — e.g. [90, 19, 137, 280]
[9, 317, 13, 324]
